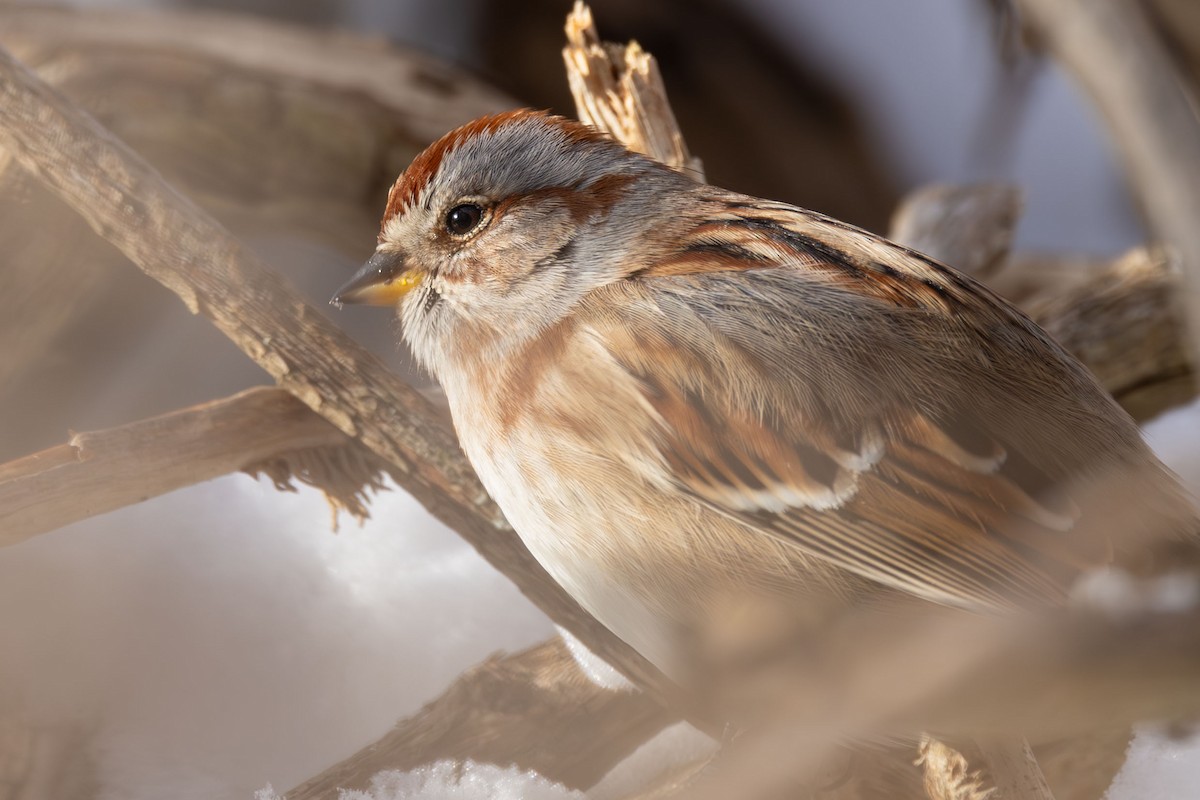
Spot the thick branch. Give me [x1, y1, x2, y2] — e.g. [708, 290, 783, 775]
[1028, 247, 1195, 421]
[894, 186, 1194, 421]
[0, 42, 671, 698]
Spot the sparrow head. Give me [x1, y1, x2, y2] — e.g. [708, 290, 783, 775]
[332, 109, 694, 374]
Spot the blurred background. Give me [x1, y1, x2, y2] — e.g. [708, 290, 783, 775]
[3, 0, 1181, 461]
[1, 1, 1199, 798]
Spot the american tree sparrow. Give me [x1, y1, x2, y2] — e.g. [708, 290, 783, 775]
[334, 110, 1197, 693]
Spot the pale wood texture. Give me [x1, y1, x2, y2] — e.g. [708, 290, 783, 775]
[0, 3, 515, 463]
[1029, 247, 1195, 421]
[0, 29, 675, 709]
[0, 388, 353, 547]
[481, 0, 899, 231]
[890, 183, 1022, 278]
[563, 1, 703, 179]
[1, 4, 1197, 800]
[918, 738, 992, 800]
[1016, 0, 1200, 363]
[980, 740, 1056, 800]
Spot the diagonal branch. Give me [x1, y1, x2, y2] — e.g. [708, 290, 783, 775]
[0, 40, 673, 699]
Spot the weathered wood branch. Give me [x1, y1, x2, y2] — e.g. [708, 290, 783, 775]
[889, 183, 1022, 278]
[3, 5, 1196, 799]
[895, 186, 1194, 422]
[286, 638, 674, 799]
[562, 1, 703, 179]
[0, 387, 351, 547]
[0, 40, 673, 700]
[1015, 0, 1200, 363]
[0, 4, 510, 148]
[673, 598, 1200, 800]
[0, 4, 517, 467]
[892, 185, 1055, 800]
[1029, 247, 1195, 421]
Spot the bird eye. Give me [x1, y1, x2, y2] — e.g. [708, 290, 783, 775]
[445, 203, 485, 236]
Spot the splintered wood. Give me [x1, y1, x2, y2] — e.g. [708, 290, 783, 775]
[0, 2, 1198, 800]
[563, 1, 703, 179]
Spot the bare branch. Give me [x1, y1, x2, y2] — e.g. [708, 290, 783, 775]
[285, 638, 674, 799]
[0, 387, 348, 547]
[889, 183, 1022, 278]
[977, 739, 1055, 800]
[1029, 247, 1195, 421]
[0, 40, 672, 698]
[917, 737, 992, 800]
[892, 187, 1195, 422]
[1015, 0, 1200, 363]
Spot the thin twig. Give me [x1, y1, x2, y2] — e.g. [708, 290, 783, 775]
[0, 387, 345, 547]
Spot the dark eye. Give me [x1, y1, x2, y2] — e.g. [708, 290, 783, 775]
[445, 203, 484, 236]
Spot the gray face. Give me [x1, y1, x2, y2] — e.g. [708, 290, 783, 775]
[368, 112, 694, 376]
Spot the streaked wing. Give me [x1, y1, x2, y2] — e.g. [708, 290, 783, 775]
[587, 196, 1149, 610]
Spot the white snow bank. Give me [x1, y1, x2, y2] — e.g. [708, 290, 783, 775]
[257, 760, 583, 800]
[0, 474, 551, 799]
[1106, 727, 1200, 800]
[1102, 397, 1200, 799]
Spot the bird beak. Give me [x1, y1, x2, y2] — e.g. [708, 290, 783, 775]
[330, 250, 422, 307]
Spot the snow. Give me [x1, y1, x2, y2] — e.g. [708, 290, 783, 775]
[1144, 397, 1200, 498]
[5, 0, 1193, 796]
[256, 761, 584, 800]
[0, 474, 552, 799]
[1106, 727, 1200, 800]
[1, 400, 1196, 799]
[1101, 397, 1200, 799]
[556, 625, 636, 692]
[0, 403, 1195, 800]
[253, 725, 720, 800]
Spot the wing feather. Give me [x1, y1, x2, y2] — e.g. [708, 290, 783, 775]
[581, 199, 1158, 610]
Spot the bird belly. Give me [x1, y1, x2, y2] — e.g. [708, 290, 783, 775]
[463, 432, 687, 676]
[457, 417, 857, 687]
